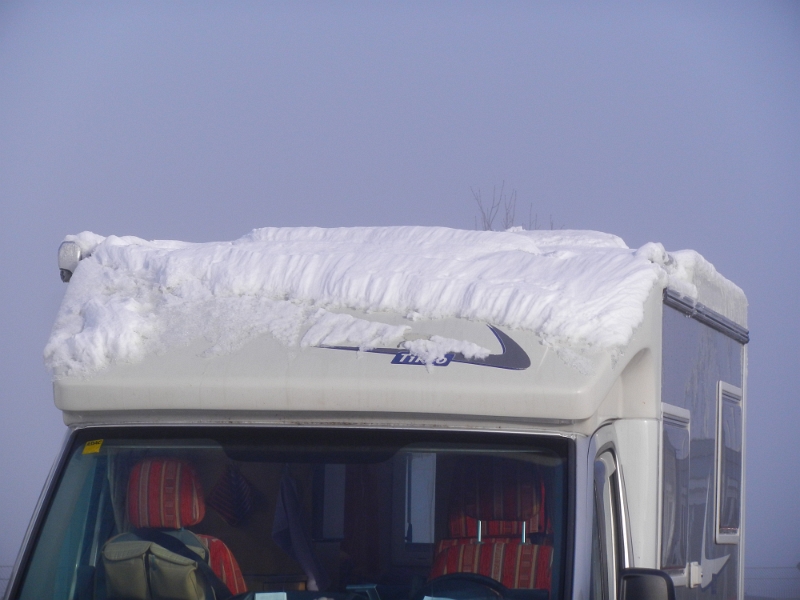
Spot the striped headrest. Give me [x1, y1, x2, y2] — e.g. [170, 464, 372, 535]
[127, 458, 206, 529]
[448, 456, 546, 538]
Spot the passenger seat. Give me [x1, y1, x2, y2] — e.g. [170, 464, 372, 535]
[103, 458, 247, 600]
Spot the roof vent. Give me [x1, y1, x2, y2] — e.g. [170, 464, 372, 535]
[58, 241, 82, 283]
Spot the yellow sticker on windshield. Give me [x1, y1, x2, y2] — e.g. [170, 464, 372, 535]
[82, 439, 104, 454]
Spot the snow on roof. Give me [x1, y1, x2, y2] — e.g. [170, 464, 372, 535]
[44, 226, 746, 379]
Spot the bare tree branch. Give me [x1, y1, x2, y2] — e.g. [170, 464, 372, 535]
[472, 186, 500, 231]
[502, 184, 517, 230]
[472, 183, 560, 231]
[528, 204, 537, 231]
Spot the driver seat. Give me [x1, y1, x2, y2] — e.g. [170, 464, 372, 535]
[430, 457, 553, 590]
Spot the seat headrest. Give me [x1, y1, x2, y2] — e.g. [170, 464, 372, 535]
[127, 458, 205, 529]
[448, 456, 546, 537]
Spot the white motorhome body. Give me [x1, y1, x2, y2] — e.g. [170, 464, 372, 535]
[8, 227, 747, 600]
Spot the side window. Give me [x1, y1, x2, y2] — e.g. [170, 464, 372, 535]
[591, 451, 624, 600]
[18, 451, 115, 600]
[403, 452, 436, 544]
[390, 451, 437, 566]
[590, 477, 607, 600]
[661, 403, 690, 572]
[716, 382, 743, 544]
[312, 464, 346, 541]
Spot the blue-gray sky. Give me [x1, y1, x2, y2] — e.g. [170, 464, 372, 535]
[1, 1, 798, 569]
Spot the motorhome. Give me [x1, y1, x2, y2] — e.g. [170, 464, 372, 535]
[5, 227, 747, 600]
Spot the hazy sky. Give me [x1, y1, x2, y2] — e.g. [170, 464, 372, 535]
[1, 1, 798, 570]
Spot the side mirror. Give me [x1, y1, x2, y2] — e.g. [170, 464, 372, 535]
[619, 569, 676, 600]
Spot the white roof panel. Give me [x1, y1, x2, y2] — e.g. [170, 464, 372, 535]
[46, 226, 746, 423]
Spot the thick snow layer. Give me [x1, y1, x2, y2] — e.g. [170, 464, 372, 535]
[44, 226, 745, 378]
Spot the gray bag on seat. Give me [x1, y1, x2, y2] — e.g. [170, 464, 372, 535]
[102, 529, 217, 600]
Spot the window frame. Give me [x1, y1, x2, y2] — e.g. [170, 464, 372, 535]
[715, 381, 743, 544]
[11, 425, 574, 600]
[659, 402, 691, 579]
[591, 449, 629, 600]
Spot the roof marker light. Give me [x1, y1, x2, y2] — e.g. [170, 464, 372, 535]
[58, 241, 82, 283]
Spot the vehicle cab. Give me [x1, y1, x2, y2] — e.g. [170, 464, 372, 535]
[6, 227, 747, 600]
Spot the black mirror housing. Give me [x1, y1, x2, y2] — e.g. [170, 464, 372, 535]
[618, 569, 676, 600]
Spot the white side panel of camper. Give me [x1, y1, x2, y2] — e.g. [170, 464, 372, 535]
[660, 301, 747, 600]
[613, 418, 661, 569]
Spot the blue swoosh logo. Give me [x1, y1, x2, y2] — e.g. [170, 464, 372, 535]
[319, 325, 531, 371]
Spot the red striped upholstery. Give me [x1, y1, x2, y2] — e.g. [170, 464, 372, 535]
[124, 458, 248, 595]
[127, 458, 206, 529]
[447, 457, 546, 538]
[197, 535, 248, 595]
[430, 540, 552, 590]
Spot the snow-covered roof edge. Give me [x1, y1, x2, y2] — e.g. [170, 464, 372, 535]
[667, 250, 747, 328]
[47, 227, 747, 380]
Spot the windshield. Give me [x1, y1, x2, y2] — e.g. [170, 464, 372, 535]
[14, 428, 569, 600]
